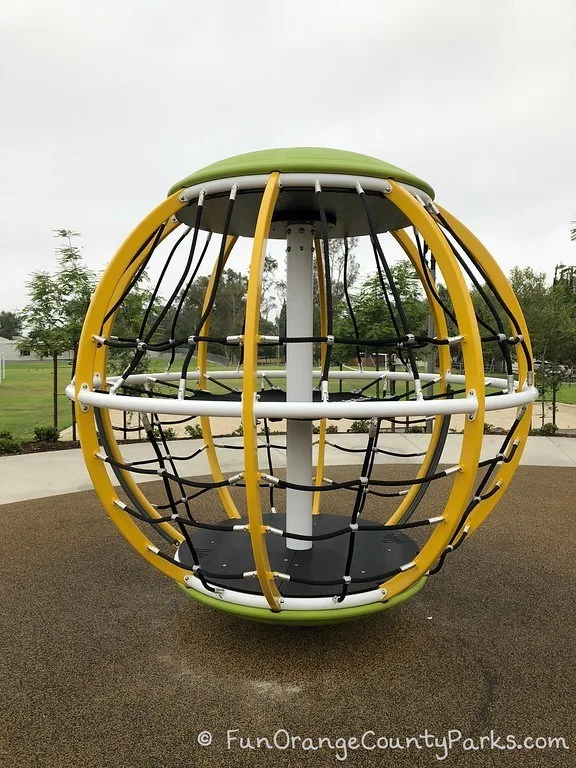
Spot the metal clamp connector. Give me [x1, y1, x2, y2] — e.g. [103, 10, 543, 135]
[261, 473, 280, 486]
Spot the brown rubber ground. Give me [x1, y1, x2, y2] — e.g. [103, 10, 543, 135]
[1, 466, 575, 768]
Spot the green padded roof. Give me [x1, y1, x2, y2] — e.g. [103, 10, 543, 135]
[168, 147, 434, 199]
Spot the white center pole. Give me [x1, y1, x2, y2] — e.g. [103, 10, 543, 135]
[285, 224, 314, 550]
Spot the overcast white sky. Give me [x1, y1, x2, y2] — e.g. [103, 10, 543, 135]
[1, 0, 575, 313]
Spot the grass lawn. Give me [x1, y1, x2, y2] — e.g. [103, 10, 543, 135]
[2, 359, 574, 441]
[0, 361, 75, 440]
[535, 379, 576, 404]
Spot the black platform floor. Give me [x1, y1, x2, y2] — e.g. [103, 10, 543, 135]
[177, 512, 419, 597]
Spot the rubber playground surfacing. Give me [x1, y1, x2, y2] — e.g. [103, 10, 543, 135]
[1, 466, 575, 768]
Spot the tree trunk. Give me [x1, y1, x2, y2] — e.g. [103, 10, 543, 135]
[552, 385, 557, 426]
[71, 342, 78, 441]
[53, 351, 58, 431]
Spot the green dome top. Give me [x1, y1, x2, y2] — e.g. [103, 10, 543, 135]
[168, 147, 434, 198]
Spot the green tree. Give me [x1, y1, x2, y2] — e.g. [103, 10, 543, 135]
[332, 260, 427, 365]
[0, 311, 22, 340]
[106, 276, 157, 375]
[18, 230, 95, 431]
[261, 253, 279, 323]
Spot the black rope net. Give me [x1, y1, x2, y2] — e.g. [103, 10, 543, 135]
[85, 180, 534, 605]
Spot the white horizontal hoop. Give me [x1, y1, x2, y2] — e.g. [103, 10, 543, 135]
[103, 368, 512, 391]
[67, 382, 538, 420]
[179, 173, 433, 205]
[182, 572, 388, 612]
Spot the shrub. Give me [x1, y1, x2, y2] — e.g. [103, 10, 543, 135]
[152, 427, 177, 440]
[407, 426, 425, 434]
[0, 430, 14, 439]
[540, 422, 559, 436]
[530, 422, 559, 436]
[312, 424, 339, 435]
[33, 426, 60, 442]
[0, 436, 22, 455]
[348, 419, 370, 433]
[483, 423, 494, 435]
[185, 424, 203, 439]
[230, 424, 243, 437]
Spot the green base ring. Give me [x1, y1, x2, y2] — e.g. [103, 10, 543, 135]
[178, 576, 427, 625]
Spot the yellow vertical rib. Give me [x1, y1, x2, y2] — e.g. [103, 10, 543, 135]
[436, 205, 534, 536]
[384, 228, 451, 525]
[96, 217, 183, 543]
[75, 192, 194, 583]
[242, 173, 282, 610]
[197, 234, 241, 519]
[377, 182, 485, 601]
[312, 237, 328, 515]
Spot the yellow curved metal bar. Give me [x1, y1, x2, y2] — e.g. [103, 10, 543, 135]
[377, 183, 485, 601]
[197, 235, 241, 519]
[312, 237, 328, 515]
[436, 205, 534, 536]
[242, 173, 282, 611]
[385, 228, 451, 526]
[95, 217, 183, 544]
[75, 192, 194, 584]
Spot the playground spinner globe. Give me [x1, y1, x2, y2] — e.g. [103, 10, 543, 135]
[68, 147, 538, 624]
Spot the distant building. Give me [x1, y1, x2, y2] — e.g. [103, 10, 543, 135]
[0, 336, 73, 362]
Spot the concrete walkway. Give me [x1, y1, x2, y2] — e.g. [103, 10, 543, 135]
[1, 433, 575, 505]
